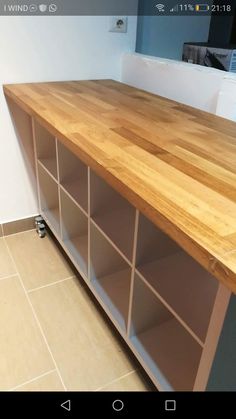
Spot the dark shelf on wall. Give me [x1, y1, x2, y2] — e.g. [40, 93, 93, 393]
[208, 0, 236, 45]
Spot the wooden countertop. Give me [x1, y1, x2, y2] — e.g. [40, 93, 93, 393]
[3, 80, 236, 293]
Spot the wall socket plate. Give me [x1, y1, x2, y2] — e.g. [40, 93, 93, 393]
[109, 16, 128, 33]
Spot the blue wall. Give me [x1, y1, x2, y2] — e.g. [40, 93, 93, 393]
[136, 14, 211, 60]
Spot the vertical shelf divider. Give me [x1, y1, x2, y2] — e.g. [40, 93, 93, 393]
[193, 283, 231, 390]
[56, 138, 63, 240]
[127, 209, 139, 337]
[88, 167, 91, 282]
[31, 118, 41, 213]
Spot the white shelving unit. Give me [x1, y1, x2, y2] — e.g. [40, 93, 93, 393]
[33, 119, 230, 391]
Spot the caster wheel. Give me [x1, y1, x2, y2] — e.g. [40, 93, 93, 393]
[35, 215, 44, 228]
[38, 223, 46, 238]
[35, 219, 46, 238]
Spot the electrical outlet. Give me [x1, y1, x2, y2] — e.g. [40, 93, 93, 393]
[109, 17, 128, 33]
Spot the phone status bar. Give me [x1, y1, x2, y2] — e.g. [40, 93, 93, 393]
[154, 2, 232, 15]
[0, 1, 234, 16]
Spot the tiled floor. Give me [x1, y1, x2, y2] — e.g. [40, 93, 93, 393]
[0, 230, 155, 391]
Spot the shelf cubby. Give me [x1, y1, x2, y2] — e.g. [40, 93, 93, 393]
[90, 223, 132, 332]
[90, 171, 135, 261]
[60, 188, 88, 276]
[130, 274, 202, 391]
[38, 163, 60, 235]
[136, 214, 218, 343]
[58, 142, 88, 212]
[34, 120, 57, 179]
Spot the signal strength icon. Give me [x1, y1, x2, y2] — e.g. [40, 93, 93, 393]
[155, 3, 165, 12]
[170, 5, 178, 12]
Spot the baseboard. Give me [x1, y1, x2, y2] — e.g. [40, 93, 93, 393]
[1, 216, 38, 237]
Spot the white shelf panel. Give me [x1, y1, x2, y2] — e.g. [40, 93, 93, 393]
[60, 188, 88, 276]
[58, 141, 88, 212]
[35, 120, 57, 179]
[131, 319, 202, 391]
[64, 235, 88, 277]
[90, 171, 135, 261]
[62, 179, 88, 213]
[130, 274, 202, 391]
[92, 268, 131, 332]
[92, 206, 135, 261]
[137, 252, 218, 343]
[136, 213, 179, 267]
[136, 213, 218, 344]
[38, 158, 57, 181]
[43, 207, 60, 236]
[38, 164, 60, 236]
[90, 223, 131, 332]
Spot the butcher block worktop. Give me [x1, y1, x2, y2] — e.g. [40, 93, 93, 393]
[4, 80, 236, 293]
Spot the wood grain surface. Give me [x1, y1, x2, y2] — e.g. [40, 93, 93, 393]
[3, 80, 236, 293]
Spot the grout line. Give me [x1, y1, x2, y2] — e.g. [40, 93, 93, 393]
[95, 370, 137, 392]
[3, 238, 67, 391]
[0, 273, 18, 282]
[9, 369, 57, 391]
[28, 275, 75, 293]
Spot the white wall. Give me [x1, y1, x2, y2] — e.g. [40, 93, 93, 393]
[0, 16, 137, 223]
[122, 53, 236, 115]
[216, 76, 236, 121]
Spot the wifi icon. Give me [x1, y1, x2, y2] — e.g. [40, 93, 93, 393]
[155, 3, 165, 12]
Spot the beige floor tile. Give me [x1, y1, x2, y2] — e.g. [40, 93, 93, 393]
[15, 371, 64, 391]
[99, 371, 155, 391]
[29, 278, 137, 391]
[0, 238, 16, 279]
[0, 276, 54, 390]
[6, 230, 75, 290]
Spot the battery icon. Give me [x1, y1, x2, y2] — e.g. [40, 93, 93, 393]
[196, 4, 210, 11]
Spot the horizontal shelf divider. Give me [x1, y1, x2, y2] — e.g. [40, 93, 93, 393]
[57, 140, 88, 212]
[60, 184, 88, 217]
[135, 269, 204, 348]
[38, 159, 58, 184]
[90, 218, 133, 268]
